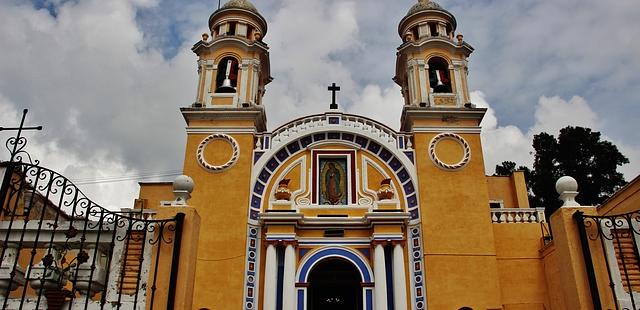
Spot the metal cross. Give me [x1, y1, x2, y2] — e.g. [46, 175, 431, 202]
[328, 83, 341, 110]
[0, 109, 42, 162]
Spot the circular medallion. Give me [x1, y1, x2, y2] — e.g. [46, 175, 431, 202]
[196, 133, 240, 172]
[428, 132, 471, 171]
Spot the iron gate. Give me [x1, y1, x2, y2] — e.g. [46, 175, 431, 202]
[0, 161, 184, 310]
[576, 210, 640, 310]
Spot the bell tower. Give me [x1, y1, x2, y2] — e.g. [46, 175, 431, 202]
[395, 0, 474, 126]
[395, 1, 504, 308]
[191, 0, 271, 120]
[180, 1, 272, 308]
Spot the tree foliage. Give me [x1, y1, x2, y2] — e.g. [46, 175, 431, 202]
[494, 126, 629, 217]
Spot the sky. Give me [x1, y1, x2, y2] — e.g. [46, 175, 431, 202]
[0, 0, 639, 209]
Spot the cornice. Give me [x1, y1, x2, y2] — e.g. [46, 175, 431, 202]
[400, 106, 486, 132]
[180, 107, 267, 132]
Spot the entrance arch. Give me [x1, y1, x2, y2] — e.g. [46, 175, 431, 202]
[296, 247, 374, 310]
[308, 258, 362, 310]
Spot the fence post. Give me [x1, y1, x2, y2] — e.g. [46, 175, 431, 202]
[167, 212, 185, 310]
[574, 210, 603, 309]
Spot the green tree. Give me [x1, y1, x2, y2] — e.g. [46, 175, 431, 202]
[494, 126, 629, 218]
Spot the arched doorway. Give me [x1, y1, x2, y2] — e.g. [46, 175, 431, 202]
[307, 258, 362, 310]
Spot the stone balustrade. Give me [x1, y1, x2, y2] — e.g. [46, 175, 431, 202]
[254, 113, 413, 152]
[491, 208, 546, 224]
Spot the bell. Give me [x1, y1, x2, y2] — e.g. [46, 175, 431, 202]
[435, 70, 445, 86]
[217, 78, 235, 93]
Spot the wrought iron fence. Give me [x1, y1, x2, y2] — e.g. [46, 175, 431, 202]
[0, 161, 183, 310]
[576, 210, 640, 310]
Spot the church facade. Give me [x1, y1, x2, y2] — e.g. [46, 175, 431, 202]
[140, 0, 550, 309]
[3, 0, 639, 310]
[136, 0, 640, 309]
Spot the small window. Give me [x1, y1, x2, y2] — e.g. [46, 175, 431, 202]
[489, 202, 502, 209]
[227, 22, 237, 35]
[429, 23, 438, 36]
[428, 57, 452, 93]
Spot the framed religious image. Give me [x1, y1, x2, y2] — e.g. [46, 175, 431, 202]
[312, 150, 356, 205]
[319, 158, 348, 205]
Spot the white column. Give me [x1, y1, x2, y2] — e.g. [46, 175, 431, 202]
[263, 244, 277, 310]
[194, 60, 204, 103]
[282, 243, 297, 310]
[374, 243, 388, 310]
[417, 59, 428, 105]
[239, 59, 251, 105]
[251, 61, 260, 104]
[453, 62, 465, 106]
[393, 243, 408, 310]
[203, 61, 215, 105]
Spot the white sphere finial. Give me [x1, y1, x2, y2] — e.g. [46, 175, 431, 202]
[556, 176, 579, 206]
[173, 175, 194, 205]
[556, 176, 578, 195]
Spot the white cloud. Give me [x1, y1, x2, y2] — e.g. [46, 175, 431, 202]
[530, 96, 600, 135]
[478, 91, 640, 180]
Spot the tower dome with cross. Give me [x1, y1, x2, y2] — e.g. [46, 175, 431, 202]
[188, 0, 271, 121]
[395, 0, 475, 130]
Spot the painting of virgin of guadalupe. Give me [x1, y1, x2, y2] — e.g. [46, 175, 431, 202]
[319, 158, 348, 205]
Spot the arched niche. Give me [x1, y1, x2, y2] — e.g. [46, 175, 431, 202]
[248, 119, 420, 224]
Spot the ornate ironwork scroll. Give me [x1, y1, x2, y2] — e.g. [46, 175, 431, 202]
[576, 210, 640, 310]
[0, 161, 183, 310]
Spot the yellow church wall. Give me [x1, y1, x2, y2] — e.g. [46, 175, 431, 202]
[487, 177, 517, 209]
[182, 132, 256, 309]
[493, 224, 549, 308]
[543, 207, 616, 309]
[598, 175, 640, 215]
[486, 171, 530, 209]
[414, 131, 503, 307]
[149, 207, 201, 310]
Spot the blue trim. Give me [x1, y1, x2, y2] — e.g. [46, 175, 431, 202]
[298, 248, 372, 282]
[365, 289, 373, 310]
[297, 289, 305, 310]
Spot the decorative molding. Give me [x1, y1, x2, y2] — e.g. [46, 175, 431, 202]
[242, 226, 261, 310]
[408, 225, 426, 310]
[196, 133, 240, 172]
[411, 127, 481, 134]
[428, 132, 471, 171]
[186, 127, 257, 134]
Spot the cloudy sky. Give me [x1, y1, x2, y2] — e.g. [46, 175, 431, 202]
[1, 0, 639, 209]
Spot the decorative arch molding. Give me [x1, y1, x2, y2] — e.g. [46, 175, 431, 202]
[248, 113, 420, 224]
[297, 246, 373, 283]
[295, 246, 374, 310]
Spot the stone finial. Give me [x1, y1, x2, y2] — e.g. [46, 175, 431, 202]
[556, 176, 579, 206]
[202, 32, 210, 42]
[456, 33, 464, 44]
[173, 175, 195, 205]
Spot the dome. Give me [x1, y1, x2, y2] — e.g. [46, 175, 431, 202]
[221, 0, 259, 14]
[407, 0, 448, 16]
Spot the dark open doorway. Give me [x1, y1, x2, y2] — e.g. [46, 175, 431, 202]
[307, 258, 363, 310]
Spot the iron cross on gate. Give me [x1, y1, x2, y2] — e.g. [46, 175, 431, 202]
[328, 83, 340, 110]
[0, 109, 42, 162]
